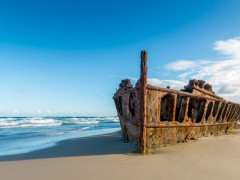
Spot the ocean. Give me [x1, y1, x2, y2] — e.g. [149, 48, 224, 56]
[0, 117, 120, 156]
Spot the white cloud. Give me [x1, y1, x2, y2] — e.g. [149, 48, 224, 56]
[12, 109, 19, 113]
[165, 60, 198, 71]
[214, 38, 240, 58]
[37, 109, 42, 114]
[148, 78, 186, 90]
[164, 37, 240, 102]
[46, 110, 52, 114]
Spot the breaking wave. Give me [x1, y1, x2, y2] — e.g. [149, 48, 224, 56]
[0, 116, 119, 129]
[0, 116, 120, 156]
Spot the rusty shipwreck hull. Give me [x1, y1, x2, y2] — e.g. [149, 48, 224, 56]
[113, 51, 239, 154]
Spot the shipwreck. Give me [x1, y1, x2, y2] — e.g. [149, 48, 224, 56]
[113, 51, 239, 153]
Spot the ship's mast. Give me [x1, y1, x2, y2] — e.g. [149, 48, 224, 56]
[139, 51, 148, 153]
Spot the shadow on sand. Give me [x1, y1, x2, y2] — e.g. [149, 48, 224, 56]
[0, 131, 138, 162]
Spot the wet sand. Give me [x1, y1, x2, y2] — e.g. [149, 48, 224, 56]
[0, 129, 239, 180]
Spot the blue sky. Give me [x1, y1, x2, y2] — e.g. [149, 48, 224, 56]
[0, 0, 240, 116]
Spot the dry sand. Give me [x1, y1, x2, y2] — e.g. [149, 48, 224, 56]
[0, 129, 240, 180]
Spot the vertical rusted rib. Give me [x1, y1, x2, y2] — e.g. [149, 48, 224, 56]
[158, 97, 161, 123]
[172, 94, 177, 124]
[235, 107, 240, 120]
[218, 103, 226, 122]
[139, 51, 148, 154]
[236, 106, 240, 119]
[226, 105, 233, 121]
[183, 97, 190, 122]
[222, 104, 230, 122]
[228, 105, 236, 122]
[214, 101, 222, 122]
[202, 101, 209, 124]
[230, 105, 237, 121]
[232, 106, 238, 119]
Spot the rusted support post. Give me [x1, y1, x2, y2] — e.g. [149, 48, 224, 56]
[172, 94, 177, 124]
[230, 105, 239, 121]
[233, 106, 240, 120]
[214, 102, 222, 123]
[225, 105, 232, 121]
[219, 104, 226, 122]
[139, 51, 148, 154]
[222, 104, 230, 123]
[236, 107, 240, 120]
[202, 101, 209, 124]
[183, 97, 190, 123]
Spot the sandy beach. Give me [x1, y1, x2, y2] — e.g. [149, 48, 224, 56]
[0, 129, 239, 180]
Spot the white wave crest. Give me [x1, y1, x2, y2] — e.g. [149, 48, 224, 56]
[0, 117, 62, 129]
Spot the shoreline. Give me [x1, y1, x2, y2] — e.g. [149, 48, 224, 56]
[0, 127, 121, 157]
[0, 129, 240, 180]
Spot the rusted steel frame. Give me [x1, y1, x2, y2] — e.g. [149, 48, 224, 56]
[113, 98, 121, 117]
[147, 84, 240, 106]
[120, 118, 139, 125]
[232, 106, 240, 120]
[230, 105, 239, 121]
[218, 103, 227, 122]
[226, 105, 235, 122]
[235, 107, 240, 120]
[222, 104, 230, 122]
[147, 85, 221, 101]
[226, 105, 234, 121]
[157, 97, 161, 123]
[139, 51, 148, 153]
[232, 106, 239, 119]
[113, 88, 136, 97]
[183, 97, 190, 123]
[145, 122, 236, 128]
[206, 100, 215, 123]
[192, 86, 223, 100]
[208, 101, 215, 123]
[172, 94, 177, 124]
[214, 101, 222, 122]
[202, 100, 209, 123]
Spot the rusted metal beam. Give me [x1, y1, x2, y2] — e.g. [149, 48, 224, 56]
[171, 94, 177, 124]
[147, 84, 240, 106]
[201, 100, 209, 123]
[213, 101, 222, 123]
[222, 104, 230, 123]
[183, 97, 190, 123]
[192, 86, 223, 100]
[139, 51, 148, 154]
[145, 122, 236, 128]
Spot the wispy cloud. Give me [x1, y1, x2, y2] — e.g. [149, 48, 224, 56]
[163, 37, 240, 102]
[214, 37, 240, 58]
[46, 110, 52, 114]
[148, 78, 186, 90]
[12, 109, 19, 113]
[37, 109, 42, 114]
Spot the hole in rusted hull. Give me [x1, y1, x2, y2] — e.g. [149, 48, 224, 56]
[118, 96, 123, 116]
[196, 100, 206, 123]
[212, 101, 219, 117]
[222, 104, 229, 120]
[229, 105, 236, 121]
[129, 92, 135, 117]
[160, 94, 174, 122]
[216, 103, 225, 122]
[233, 107, 240, 120]
[205, 102, 213, 121]
[175, 96, 189, 123]
[188, 98, 201, 122]
[175, 96, 182, 123]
